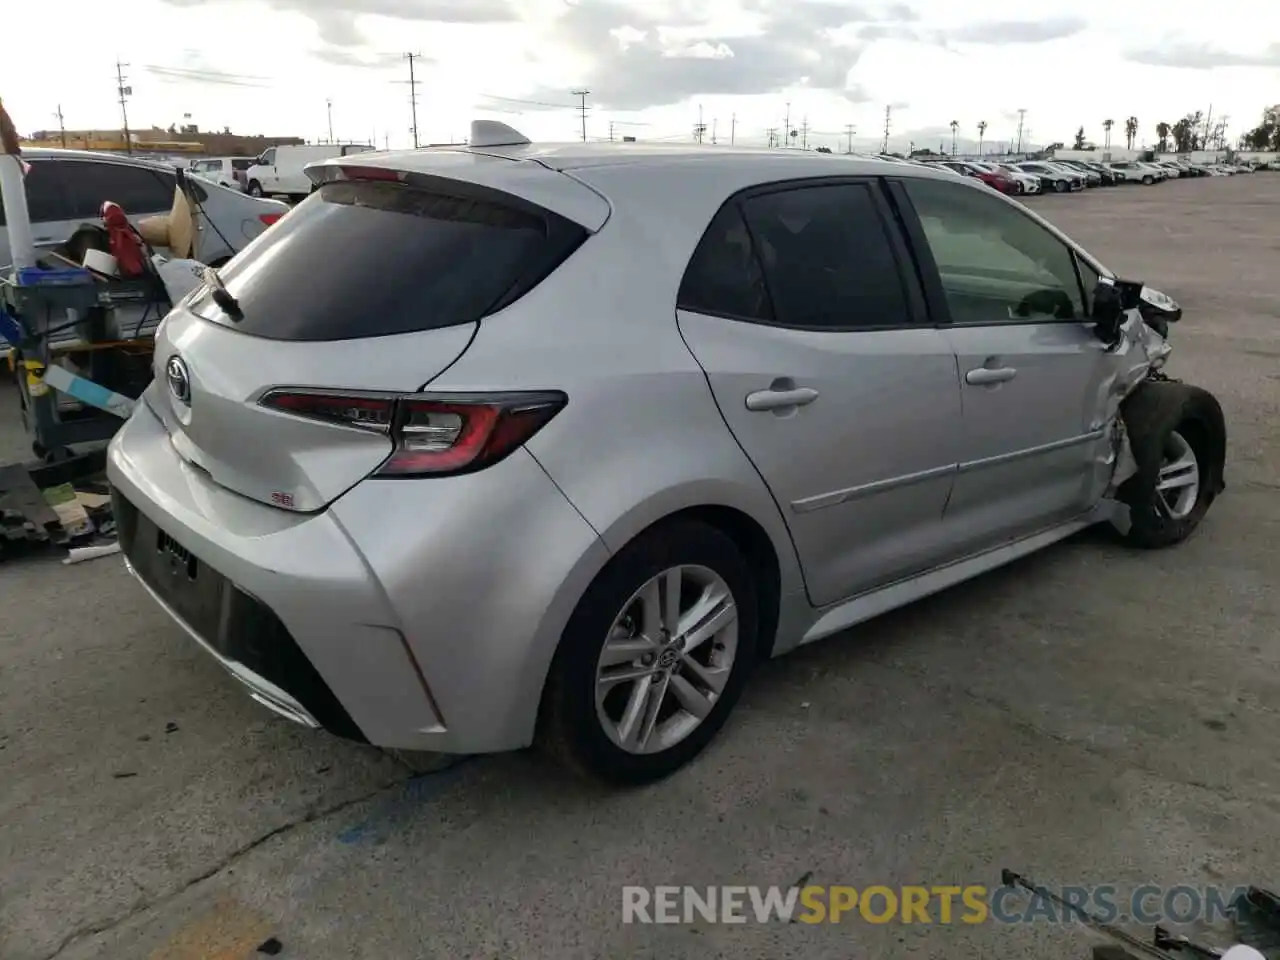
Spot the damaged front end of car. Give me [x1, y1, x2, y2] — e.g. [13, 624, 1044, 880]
[1089, 277, 1227, 541]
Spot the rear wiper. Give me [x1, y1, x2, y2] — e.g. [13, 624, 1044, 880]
[202, 266, 243, 322]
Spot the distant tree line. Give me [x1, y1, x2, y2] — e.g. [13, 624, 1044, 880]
[1066, 109, 1280, 154]
[1239, 106, 1280, 151]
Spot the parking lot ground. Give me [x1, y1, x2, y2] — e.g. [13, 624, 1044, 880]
[2, 174, 1279, 960]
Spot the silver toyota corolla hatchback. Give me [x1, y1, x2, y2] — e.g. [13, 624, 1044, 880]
[108, 121, 1225, 783]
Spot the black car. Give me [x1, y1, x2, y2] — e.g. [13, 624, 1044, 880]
[1057, 159, 1115, 186]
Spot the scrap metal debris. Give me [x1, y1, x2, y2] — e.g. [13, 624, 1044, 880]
[0, 467, 118, 562]
[1003, 870, 1280, 960]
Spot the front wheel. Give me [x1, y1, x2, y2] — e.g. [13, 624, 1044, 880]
[1142, 175, 1154, 185]
[247, 180, 264, 197]
[1118, 382, 1226, 548]
[540, 520, 758, 784]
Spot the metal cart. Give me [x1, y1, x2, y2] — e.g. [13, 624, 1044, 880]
[2, 268, 165, 463]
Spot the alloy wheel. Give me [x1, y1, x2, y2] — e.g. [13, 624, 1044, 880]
[594, 565, 739, 755]
[1156, 431, 1200, 520]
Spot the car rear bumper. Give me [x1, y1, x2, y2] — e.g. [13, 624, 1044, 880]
[108, 400, 609, 754]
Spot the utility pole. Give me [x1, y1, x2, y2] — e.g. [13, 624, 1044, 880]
[608, 121, 615, 141]
[55, 105, 67, 148]
[1203, 104, 1213, 149]
[572, 89, 590, 142]
[881, 105, 892, 153]
[693, 103, 706, 144]
[730, 113, 736, 145]
[1015, 108, 1027, 154]
[403, 53, 422, 148]
[784, 102, 791, 147]
[844, 124, 855, 154]
[326, 98, 334, 143]
[800, 116, 809, 150]
[766, 127, 777, 148]
[711, 117, 717, 144]
[115, 60, 133, 155]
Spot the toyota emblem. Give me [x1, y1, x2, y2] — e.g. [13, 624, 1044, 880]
[165, 355, 191, 405]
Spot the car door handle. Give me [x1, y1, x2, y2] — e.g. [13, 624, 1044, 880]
[746, 386, 819, 411]
[965, 367, 1018, 385]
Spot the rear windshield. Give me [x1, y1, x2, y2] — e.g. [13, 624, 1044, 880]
[196, 179, 586, 341]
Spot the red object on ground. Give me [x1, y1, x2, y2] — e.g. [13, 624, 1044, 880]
[100, 201, 149, 277]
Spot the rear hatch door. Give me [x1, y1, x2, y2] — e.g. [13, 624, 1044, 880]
[147, 160, 598, 512]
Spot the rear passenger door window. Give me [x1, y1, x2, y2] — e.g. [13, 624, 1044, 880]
[60, 160, 176, 219]
[738, 183, 914, 329]
[900, 177, 1086, 324]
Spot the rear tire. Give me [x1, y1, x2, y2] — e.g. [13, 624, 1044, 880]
[539, 520, 758, 785]
[1117, 382, 1226, 548]
[1054, 179, 1068, 193]
[1142, 175, 1154, 185]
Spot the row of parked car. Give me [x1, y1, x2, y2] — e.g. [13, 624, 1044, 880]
[877, 153, 1268, 196]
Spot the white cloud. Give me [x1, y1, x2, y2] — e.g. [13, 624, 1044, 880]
[4, 0, 1276, 154]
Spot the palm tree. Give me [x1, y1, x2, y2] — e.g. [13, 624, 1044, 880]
[949, 119, 959, 155]
[1125, 116, 1139, 149]
[1103, 118, 1114, 149]
[977, 120, 987, 156]
[1155, 121, 1171, 152]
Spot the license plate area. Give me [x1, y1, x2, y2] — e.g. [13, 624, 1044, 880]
[125, 510, 227, 643]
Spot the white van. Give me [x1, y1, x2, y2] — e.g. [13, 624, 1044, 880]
[243, 143, 375, 201]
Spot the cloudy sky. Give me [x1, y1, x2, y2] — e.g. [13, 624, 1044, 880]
[6, 0, 1278, 154]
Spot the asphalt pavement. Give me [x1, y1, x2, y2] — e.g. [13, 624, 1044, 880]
[2, 173, 1279, 960]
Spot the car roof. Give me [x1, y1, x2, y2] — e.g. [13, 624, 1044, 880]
[341, 140, 963, 184]
[21, 147, 176, 171]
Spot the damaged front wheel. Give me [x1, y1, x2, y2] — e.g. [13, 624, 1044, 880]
[1117, 381, 1226, 548]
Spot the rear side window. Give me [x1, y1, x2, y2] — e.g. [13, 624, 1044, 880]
[0, 160, 73, 226]
[231, 159, 251, 171]
[677, 205, 773, 322]
[201, 179, 587, 341]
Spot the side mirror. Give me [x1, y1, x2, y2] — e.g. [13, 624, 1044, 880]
[1090, 280, 1126, 343]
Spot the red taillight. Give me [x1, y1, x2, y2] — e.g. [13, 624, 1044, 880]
[258, 389, 566, 478]
[259, 212, 283, 226]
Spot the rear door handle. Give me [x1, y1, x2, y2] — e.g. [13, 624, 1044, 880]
[746, 386, 819, 411]
[965, 367, 1017, 385]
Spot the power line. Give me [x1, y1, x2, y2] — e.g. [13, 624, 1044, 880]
[571, 89, 590, 142]
[480, 93, 575, 110]
[142, 64, 272, 89]
[116, 60, 133, 155]
[403, 53, 423, 148]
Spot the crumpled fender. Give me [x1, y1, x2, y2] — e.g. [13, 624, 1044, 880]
[1091, 298, 1175, 534]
